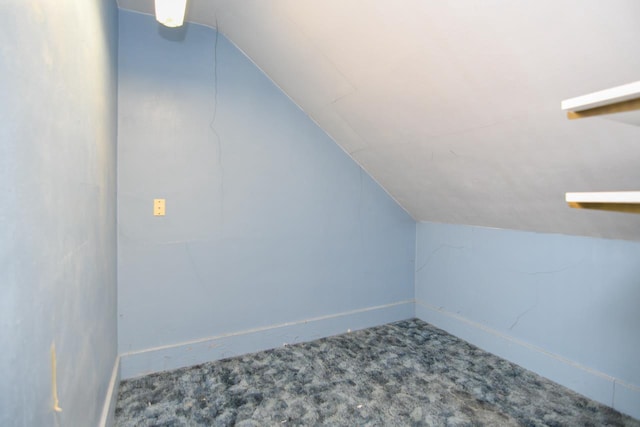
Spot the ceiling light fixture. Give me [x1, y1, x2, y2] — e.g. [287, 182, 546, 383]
[155, 0, 187, 28]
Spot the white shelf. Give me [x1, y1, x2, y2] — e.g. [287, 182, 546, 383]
[561, 81, 640, 112]
[565, 191, 640, 204]
[562, 83, 640, 214]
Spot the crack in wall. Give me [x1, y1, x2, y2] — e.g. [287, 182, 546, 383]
[612, 379, 616, 408]
[509, 256, 587, 276]
[508, 301, 538, 331]
[358, 168, 365, 254]
[416, 244, 467, 273]
[209, 20, 224, 225]
[185, 242, 205, 290]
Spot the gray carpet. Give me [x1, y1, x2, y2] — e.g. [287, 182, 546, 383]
[115, 319, 639, 426]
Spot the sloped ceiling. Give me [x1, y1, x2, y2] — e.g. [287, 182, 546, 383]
[117, 0, 640, 241]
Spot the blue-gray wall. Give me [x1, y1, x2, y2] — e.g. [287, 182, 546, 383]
[117, 11, 415, 378]
[0, 1, 118, 426]
[415, 221, 640, 418]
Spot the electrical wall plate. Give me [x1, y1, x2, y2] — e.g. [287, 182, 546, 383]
[153, 199, 166, 216]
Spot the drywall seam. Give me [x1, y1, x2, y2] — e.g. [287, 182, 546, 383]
[120, 300, 414, 379]
[98, 356, 121, 427]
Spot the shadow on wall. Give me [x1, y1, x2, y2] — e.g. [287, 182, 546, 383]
[157, 22, 188, 42]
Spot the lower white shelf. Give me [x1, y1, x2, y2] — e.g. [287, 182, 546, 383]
[565, 191, 640, 214]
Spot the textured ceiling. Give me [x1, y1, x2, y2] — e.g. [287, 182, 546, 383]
[117, 0, 640, 241]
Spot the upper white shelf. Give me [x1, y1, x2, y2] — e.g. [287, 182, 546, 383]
[561, 81, 640, 112]
[566, 191, 640, 204]
[561, 81, 640, 124]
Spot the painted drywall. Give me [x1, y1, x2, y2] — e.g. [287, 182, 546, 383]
[415, 221, 640, 418]
[0, 1, 118, 426]
[117, 10, 415, 378]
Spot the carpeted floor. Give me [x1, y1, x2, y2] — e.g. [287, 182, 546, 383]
[115, 319, 639, 426]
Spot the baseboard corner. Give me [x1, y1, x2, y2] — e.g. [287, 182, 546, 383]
[99, 355, 121, 427]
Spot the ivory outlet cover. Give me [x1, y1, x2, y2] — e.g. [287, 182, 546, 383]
[154, 199, 166, 216]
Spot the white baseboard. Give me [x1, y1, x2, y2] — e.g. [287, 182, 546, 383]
[99, 355, 120, 427]
[120, 300, 414, 380]
[415, 300, 640, 420]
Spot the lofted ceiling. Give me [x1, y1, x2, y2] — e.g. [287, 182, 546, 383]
[117, 0, 640, 241]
